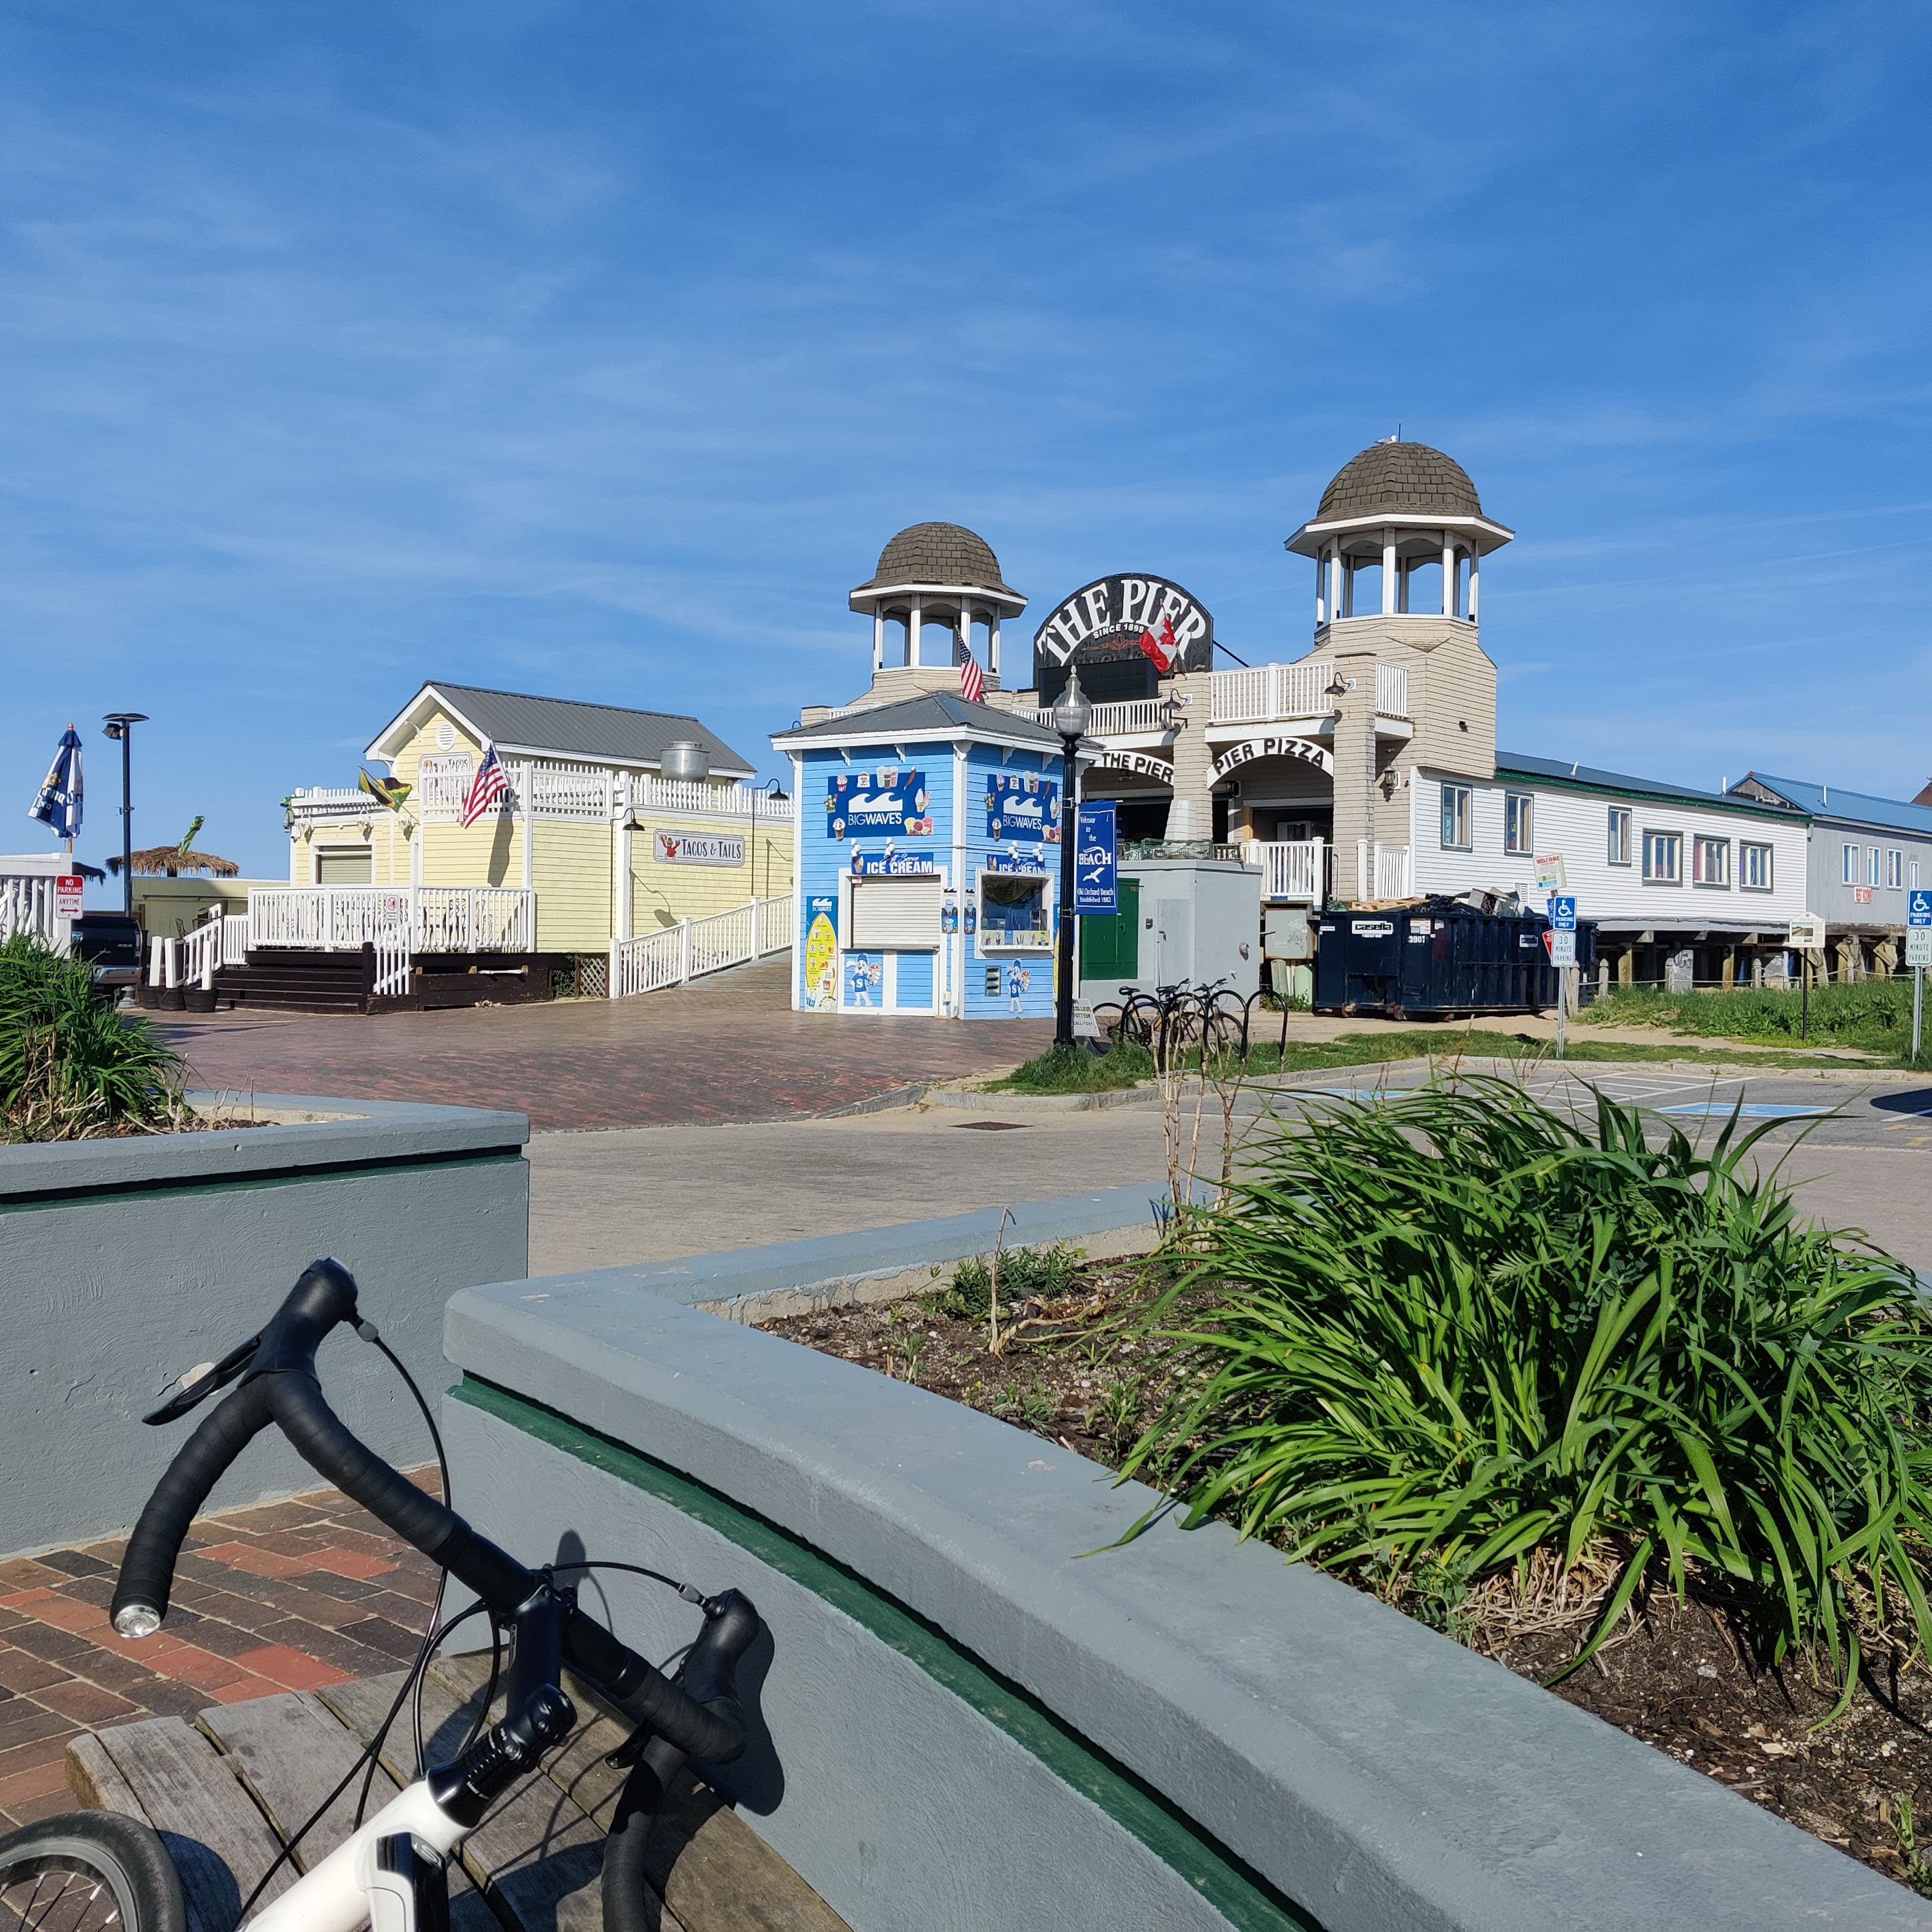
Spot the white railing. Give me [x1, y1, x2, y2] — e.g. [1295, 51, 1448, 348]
[1376, 663, 1409, 717]
[221, 915, 249, 966]
[285, 788, 377, 826]
[610, 893, 795, 999]
[0, 871, 63, 947]
[179, 920, 220, 991]
[1355, 841, 1413, 900]
[1249, 839, 1327, 902]
[1031, 697, 1175, 739]
[1210, 661, 1336, 724]
[291, 765, 789, 827]
[373, 932, 413, 998]
[247, 887, 535, 953]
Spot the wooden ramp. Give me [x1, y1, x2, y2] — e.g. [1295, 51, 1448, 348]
[65, 1653, 849, 1932]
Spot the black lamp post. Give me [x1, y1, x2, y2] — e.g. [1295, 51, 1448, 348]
[749, 778, 785, 902]
[1051, 669, 1092, 1047]
[102, 713, 149, 918]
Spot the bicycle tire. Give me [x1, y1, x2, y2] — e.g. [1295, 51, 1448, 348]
[0, 1811, 187, 1932]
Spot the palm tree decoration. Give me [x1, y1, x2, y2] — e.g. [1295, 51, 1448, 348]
[107, 815, 241, 879]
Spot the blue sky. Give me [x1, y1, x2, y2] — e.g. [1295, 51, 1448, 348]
[3, 0, 1928, 881]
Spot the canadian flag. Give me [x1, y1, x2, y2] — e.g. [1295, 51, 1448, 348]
[1136, 626, 1170, 673]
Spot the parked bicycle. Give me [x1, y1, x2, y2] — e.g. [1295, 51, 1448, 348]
[1093, 977, 1249, 1070]
[0, 1259, 764, 1932]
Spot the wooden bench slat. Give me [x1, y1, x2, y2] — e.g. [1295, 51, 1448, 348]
[432, 1653, 851, 1932]
[66, 1731, 148, 1821]
[95, 1715, 293, 1932]
[318, 1670, 635, 1932]
[195, 1689, 495, 1932]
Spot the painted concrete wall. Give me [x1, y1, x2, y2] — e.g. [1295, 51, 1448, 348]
[444, 1254, 1924, 1932]
[3, 1093, 527, 1558]
[1412, 769, 1806, 929]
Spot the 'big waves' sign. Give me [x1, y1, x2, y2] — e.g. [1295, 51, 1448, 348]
[825, 767, 931, 839]
[1031, 575, 1213, 679]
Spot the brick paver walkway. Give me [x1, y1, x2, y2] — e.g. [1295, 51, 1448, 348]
[0, 1481, 442, 1831]
[155, 959, 1051, 1129]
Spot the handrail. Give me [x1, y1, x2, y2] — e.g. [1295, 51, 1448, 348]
[610, 894, 795, 999]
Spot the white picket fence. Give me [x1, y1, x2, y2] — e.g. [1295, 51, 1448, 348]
[611, 895, 795, 999]
[1356, 841, 1414, 899]
[247, 887, 535, 953]
[1, 871, 65, 948]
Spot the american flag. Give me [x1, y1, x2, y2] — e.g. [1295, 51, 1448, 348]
[461, 740, 509, 827]
[955, 639, 985, 704]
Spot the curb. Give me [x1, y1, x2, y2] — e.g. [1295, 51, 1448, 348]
[929, 1085, 1159, 1113]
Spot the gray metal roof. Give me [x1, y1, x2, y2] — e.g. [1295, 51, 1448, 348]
[1732, 771, 1932, 837]
[773, 692, 1061, 747]
[382, 683, 753, 775]
[1499, 751, 1797, 816]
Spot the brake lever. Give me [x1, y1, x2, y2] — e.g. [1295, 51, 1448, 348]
[142, 1333, 262, 1425]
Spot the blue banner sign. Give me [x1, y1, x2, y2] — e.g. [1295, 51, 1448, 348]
[984, 771, 1061, 843]
[850, 851, 939, 876]
[1911, 889, 1932, 928]
[826, 767, 931, 839]
[1073, 802, 1117, 915]
[1547, 894, 1577, 931]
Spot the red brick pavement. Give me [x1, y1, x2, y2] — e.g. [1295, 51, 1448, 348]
[0, 1481, 445, 1830]
[156, 959, 1051, 1130]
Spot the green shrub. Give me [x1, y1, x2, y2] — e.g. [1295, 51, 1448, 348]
[1119, 1075, 1932, 1714]
[0, 933, 185, 1140]
[991, 1040, 1155, 1093]
[941, 1243, 1084, 1319]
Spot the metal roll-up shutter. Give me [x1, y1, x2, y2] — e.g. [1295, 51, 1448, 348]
[851, 877, 944, 949]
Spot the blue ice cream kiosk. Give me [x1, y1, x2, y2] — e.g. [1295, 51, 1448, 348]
[773, 693, 1080, 1019]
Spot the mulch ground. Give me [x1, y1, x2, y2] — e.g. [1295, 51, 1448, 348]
[769, 1275, 1932, 1893]
[0, 1478, 443, 1831]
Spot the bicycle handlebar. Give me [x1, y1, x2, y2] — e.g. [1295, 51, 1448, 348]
[110, 1259, 754, 1766]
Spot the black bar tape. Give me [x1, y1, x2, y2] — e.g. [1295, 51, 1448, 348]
[567, 1592, 757, 1765]
[111, 1376, 276, 1627]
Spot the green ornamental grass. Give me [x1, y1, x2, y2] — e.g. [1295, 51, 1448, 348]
[1119, 1075, 1932, 1717]
[0, 932, 185, 1139]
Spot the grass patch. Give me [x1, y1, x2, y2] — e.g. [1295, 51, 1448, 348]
[991, 1026, 1871, 1093]
[0, 933, 186, 1140]
[1589, 981, 1921, 1063]
[1119, 1075, 1932, 1717]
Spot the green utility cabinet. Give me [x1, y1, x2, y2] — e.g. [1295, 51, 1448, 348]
[1079, 876, 1141, 985]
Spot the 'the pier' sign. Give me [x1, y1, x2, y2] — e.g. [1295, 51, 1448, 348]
[1031, 575, 1213, 675]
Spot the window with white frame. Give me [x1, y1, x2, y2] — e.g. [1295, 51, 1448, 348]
[1440, 783, 1471, 850]
[1843, 843, 1858, 884]
[977, 871, 1051, 951]
[1691, 835, 1730, 887]
[1740, 842, 1773, 891]
[1607, 807, 1631, 866]
[1504, 791, 1533, 856]
[1890, 849, 1905, 889]
[1869, 847, 1882, 887]
[1643, 830, 1682, 883]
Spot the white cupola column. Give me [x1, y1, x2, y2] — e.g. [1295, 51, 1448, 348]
[873, 607, 885, 669]
[1441, 537, 1455, 617]
[1381, 531, 1397, 615]
[909, 597, 923, 667]
[956, 601, 971, 674]
[989, 613, 1001, 678]
[1468, 551, 1481, 623]
[1328, 547, 1343, 623]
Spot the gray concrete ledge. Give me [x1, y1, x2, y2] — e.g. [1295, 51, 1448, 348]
[0, 1088, 528, 1200]
[447, 1254, 1926, 1932]
[931, 1083, 1159, 1112]
[513, 1180, 1183, 1325]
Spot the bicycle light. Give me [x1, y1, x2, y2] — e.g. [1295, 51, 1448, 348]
[113, 1602, 163, 1639]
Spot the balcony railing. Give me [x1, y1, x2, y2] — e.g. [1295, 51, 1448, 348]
[1031, 698, 1176, 738]
[291, 770, 789, 827]
[1207, 660, 1409, 726]
[247, 887, 536, 953]
[1355, 842, 1414, 901]
[1247, 839, 1328, 902]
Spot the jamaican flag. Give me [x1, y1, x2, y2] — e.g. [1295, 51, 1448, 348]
[359, 769, 412, 811]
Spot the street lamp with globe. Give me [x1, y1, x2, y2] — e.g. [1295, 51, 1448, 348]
[1051, 671, 1092, 1047]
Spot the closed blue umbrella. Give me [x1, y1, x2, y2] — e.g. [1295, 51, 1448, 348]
[29, 725, 83, 846]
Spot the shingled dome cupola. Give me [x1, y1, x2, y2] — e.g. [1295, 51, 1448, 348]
[850, 521, 1027, 686]
[1287, 437, 1514, 628]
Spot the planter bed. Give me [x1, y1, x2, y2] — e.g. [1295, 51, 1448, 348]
[767, 1254, 1932, 1894]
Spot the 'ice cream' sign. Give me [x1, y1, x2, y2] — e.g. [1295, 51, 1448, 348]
[984, 771, 1061, 843]
[825, 767, 931, 839]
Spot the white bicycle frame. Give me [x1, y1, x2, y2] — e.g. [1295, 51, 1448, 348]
[249, 1780, 470, 1932]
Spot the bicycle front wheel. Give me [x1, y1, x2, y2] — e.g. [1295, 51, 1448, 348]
[0, 1812, 187, 1932]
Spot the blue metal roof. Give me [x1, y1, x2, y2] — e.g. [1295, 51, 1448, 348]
[1497, 751, 1793, 815]
[1733, 772, 1932, 837]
